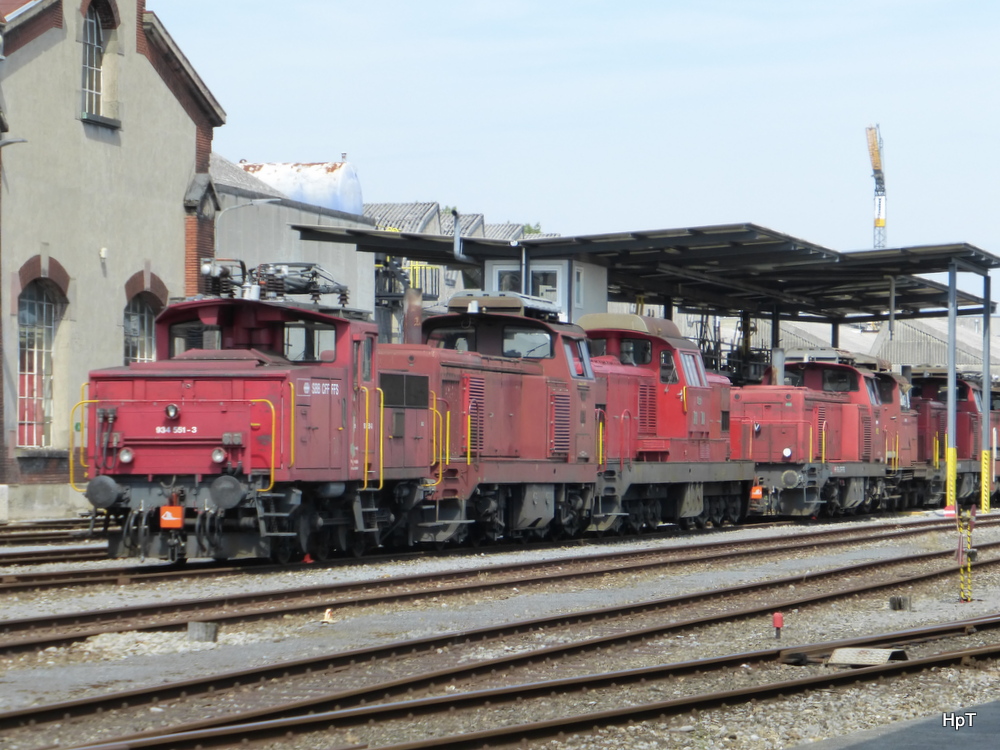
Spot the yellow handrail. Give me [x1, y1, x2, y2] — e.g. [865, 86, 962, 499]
[79, 382, 90, 468]
[288, 382, 295, 467]
[809, 424, 814, 462]
[595, 408, 606, 466]
[249, 399, 277, 492]
[934, 433, 940, 470]
[375, 387, 385, 490]
[820, 420, 827, 463]
[360, 386, 370, 490]
[427, 391, 443, 486]
[466, 404, 473, 465]
[69, 399, 98, 492]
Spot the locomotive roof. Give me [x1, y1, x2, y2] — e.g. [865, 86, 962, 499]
[576, 313, 697, 350]
[158, 296, 371, 326]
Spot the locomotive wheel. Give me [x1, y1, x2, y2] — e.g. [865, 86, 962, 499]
[308, 530, 334, 562]
[725, 497, 743, 525]
[708, 497, 725, 527]
[349, 532, 367, 558]
[270, 540, 293, 565]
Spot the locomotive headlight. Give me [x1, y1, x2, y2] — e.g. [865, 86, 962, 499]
[165, 403, 180, 420]
[782, 447, 793, 459]
[211, 447, 227, 464]
[118, 447, 134, 464]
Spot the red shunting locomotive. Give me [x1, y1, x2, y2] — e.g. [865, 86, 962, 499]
[77, 261, 755, 562]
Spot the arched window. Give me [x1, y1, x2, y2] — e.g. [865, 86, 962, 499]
[124, 294, 158, 364]
[18, 281, 62, 447]
[82, 5, 104, 116]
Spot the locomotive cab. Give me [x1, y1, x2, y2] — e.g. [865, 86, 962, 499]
[733, 359, 889, 516]
[578, 313, 754, 532]
[78, 262, 381, 562]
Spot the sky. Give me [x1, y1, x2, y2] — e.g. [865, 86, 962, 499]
[152, 1, 1000, 257]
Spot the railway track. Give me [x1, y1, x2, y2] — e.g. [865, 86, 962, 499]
[0, 545, 108, 566]
[7, 545, 1000, 750]
[0, 518, 989, 653]
[0, 516, 981, 593]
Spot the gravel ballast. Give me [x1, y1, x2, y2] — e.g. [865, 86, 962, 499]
[1, 513, 999, 749]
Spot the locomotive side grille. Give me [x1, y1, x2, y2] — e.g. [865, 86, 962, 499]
[937, 413, 948, 457]
[638, 385, 657, 435]
[549, 391, 571, 455]
[464, 376, 485, 454]
[861, 413, 873, 461]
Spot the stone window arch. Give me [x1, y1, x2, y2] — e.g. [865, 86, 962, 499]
[124, 292, 160, 364]
[18, 280, 67, 448]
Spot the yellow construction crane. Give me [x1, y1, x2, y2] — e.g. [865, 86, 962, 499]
[866, 124, 886, 248]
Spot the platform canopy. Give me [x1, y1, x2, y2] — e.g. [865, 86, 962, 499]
[294, 222, 998, 324]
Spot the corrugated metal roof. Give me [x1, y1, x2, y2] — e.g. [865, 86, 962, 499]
[364, 202, 440, 233]
[291, 221, 998, 324]
[484, 223, 525, 241]
[439, 211, 485, 237]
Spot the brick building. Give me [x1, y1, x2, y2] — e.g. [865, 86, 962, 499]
[0, 0, 224, 519]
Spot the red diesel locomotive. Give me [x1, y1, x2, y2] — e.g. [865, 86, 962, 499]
[78, 262, 755, 562]
[77, 262, 993, 562]
[732, 351, 996, 517]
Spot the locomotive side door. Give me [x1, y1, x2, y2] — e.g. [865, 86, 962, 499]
[294, 375, 344, 470]
[351, 335, 377, 479]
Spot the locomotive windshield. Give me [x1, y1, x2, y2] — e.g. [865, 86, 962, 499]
[282, 322, 337, 362]
[503, 327, 552, 358]
[167, 310, 338, 363]
[170, 320, 222, 355]
[427, 327, 475, 352]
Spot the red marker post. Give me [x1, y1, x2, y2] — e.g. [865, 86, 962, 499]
[773, 612, 784, 639]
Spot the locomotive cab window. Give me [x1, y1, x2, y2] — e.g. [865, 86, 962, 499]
[680, 352, 707, 387]
[283, 322, 337, 363]
[503, 327, 552, 358]
[427, 327, 476, 352]
[782, 369, 805, 387]
[620, 338, 651, 365]
[822, 369, 857, 393]
[660, 351, 679, 384]
[170, 321, 222, 356]
[864, 378, 881, 405]
[564, 339, 593, 379]
[355, 336, 374, 382]
[876, 378, 896, 405]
